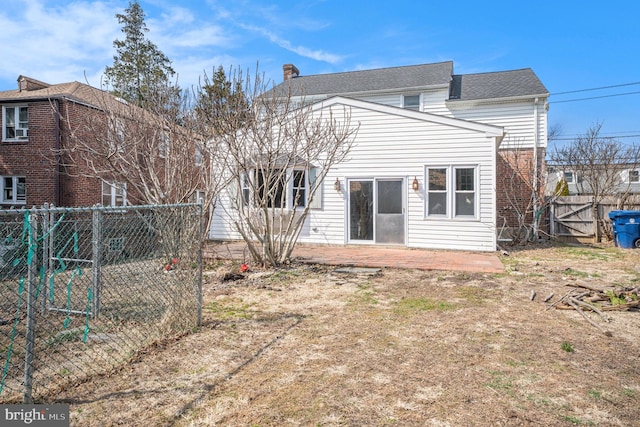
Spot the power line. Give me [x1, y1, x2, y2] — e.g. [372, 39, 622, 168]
[551, 81, 640, 96]
[551, 134, 640, 141]
[549, 90, 640, 104]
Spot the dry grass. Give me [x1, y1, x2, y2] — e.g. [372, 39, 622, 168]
[58, 243, 640, 426]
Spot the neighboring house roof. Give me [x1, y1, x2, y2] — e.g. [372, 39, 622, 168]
[0, 76, 123, 111]
[272, 61, 454, 97]
[270, 61, 548, 101]
[449, 69, 549, 102]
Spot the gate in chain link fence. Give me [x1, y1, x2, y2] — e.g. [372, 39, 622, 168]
[0, 203, 203, 403]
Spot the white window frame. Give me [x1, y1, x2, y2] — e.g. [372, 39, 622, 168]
[107, 116, 125, 153]
[195, 145, 203, 166]
[424, 165, 478, 220]
[563, 171, 575, 184]
[158, 131, 170, 158]
[402, 94, 421, 111]
[628, 169, 639, 183]
[1, 176, 26, 205]
[243, 167, 310, 210]
[426, 167, 448, 217]
[192, 190, 205, 205]
[102, 181, 127, 207]
[2, 105, 29, 142]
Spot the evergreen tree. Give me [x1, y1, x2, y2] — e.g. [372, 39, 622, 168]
[195, 66, 249, 136]
[104, 0, 176, 107]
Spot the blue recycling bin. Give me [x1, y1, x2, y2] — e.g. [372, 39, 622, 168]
[608, 210, 640, 248]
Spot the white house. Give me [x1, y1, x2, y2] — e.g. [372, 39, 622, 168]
[210, 61, 549, 252]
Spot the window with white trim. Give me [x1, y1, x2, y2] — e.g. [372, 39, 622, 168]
[102, 181, 127, 206]
[1, 176, 26, 205]
[107, 117, 125, 153]
[427, 168, 447, 216]
[563, 171, 574, 184]
[403, 94, 420, 111]
[195, 145, 203, 166]
[425, 165, 477, 219]
[454, 167, 475, 216]
[243, 168, 311, 209]
[191, 190, 205, 205]
[2, 105, 29, 141]
[158, 131, 170, 158]
[628, 170, 639, 183]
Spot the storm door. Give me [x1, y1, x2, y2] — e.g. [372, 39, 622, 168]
[375, 179, 405, 244]
[348, 178, 405, 244]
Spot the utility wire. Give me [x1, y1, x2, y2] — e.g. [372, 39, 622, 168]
[549, 90, 640, 104]
[551, 81, 640, 96]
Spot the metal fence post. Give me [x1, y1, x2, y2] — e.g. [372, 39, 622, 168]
[197, 203, 203, 327]
[23, 210, 39, 403]
[92, 208, 102, 318]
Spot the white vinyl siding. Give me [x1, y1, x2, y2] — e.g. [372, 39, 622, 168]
[447, 100, 546, 150]
[210, 98, 501, 251]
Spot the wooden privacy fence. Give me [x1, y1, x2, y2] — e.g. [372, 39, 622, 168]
[548, 195, 640, 242]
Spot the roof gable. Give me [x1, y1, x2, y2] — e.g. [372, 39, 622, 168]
[312, 96, 504, 139]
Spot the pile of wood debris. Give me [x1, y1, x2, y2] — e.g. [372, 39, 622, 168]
[536, 281, 639, 336]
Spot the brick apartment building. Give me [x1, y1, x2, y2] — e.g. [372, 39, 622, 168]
[0, 76, 132, 208]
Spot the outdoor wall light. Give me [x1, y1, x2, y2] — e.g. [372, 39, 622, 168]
[334, 177, 341, 192]
[412, 176, 419, 191]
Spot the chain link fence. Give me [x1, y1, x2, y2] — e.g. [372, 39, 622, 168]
[0, 203, 202, 403]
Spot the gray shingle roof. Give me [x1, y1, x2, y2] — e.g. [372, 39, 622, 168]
[0, 80, 107, 105]
[449, 68, 548, 101]
[271, 61, 454, 96]
[270, 61, 548, 101]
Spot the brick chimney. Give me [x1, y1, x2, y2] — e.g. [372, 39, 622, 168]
[17, 76, 50, 92]
[283, 64, 299, 81]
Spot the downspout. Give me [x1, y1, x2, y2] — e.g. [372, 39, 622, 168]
[54, 99, 62, 206]
[532, 97, 539, 238]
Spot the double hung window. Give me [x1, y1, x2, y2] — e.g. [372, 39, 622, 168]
[425, 165, 477, 219]
[242, 168, 312, 209]
[102, 181, 127, 206]
[1, 176, 26, 205]
[2, 105, 28, 141]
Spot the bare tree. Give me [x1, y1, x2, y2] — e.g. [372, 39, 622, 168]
[550, 122, 640, 242]
[497, 139, 548, 245]
[214, 69, 359, 267]
[59, 82, 225, 237]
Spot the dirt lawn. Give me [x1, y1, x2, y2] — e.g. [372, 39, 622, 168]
[59, 243, 640, 426]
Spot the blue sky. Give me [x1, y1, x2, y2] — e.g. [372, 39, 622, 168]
[1, 0, 638, 149]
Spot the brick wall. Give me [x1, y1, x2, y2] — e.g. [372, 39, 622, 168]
[0, 99, 103, 208]
[496, 147, 547, 229]
[0, 101, 59, 207]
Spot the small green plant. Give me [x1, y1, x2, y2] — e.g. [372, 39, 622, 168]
[588, 389, 602, 400]
[205, 300, 253, 320]
[605, 290, 627, 306]
[621, 387, 635, 397]
[561, 341, 574, 352]
[394, 297, 456, 315]
[456, 286, 488, 304]
[562, 268, 591, 278]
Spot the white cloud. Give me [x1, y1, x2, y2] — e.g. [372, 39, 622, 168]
[0, 0, 119, 85]
[239, 24, 343, 64]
